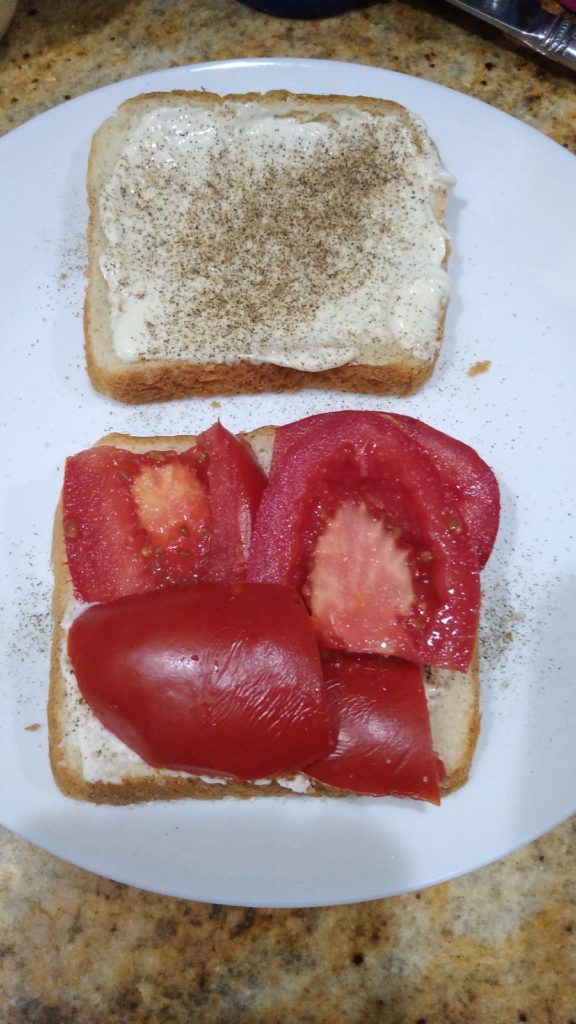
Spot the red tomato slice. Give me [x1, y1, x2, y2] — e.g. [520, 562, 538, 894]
[306, 654, 444, 803]
[249, 411, 480, 671]
[387, 414, 500, 568]
[63, 446, 210, 603]
[198, 422, 267, 582]
[67, 583, 335, 780]
[272, 411, 499, 568]
[63, 424, 266, 603]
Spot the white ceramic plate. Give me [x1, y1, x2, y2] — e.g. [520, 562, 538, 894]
[1, 58, 575, 907]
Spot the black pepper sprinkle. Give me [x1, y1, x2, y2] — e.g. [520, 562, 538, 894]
[101, 103, 447, 369]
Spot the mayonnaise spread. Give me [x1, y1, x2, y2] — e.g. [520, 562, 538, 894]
[98, 100, 452, 369]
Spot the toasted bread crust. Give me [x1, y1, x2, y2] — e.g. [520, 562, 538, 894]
[49, 429, 479, 805]
[85, 90, 449, 403]
[83, 346, 441, 404]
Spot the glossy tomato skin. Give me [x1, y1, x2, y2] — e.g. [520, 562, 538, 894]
[197, 422, 267, 582]
[63, 424, 266, 603]
[67, 582, 335, 780]
[387, 414, 500, 568]
[249, 411, 480, 671]
[306, 654, 444, 803]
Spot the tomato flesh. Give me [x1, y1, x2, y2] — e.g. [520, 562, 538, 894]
[198, 422, 267, 582]
[67, 583, 335, 780]
[63, 424, 266, 603]
[387, 414, 500, 568]
[307, 500, 417, 655]
[271, 410, 499, 569]
[249, 411, 480, 671]
[63, 446, 210, 602]
[131, 461, 210, 548]
[306, 654, 444, 803]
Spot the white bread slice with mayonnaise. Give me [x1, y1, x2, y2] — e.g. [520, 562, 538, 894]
[85, 91, 452, 404]
[49, 430, 479, 805]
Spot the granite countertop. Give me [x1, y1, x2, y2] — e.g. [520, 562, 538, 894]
[1, 2, 575, 1021]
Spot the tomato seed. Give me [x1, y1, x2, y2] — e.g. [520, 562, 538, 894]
[446, 515, 461, 533]
[64, 519, 78, 538]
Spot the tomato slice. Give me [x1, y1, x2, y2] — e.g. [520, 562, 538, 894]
[387, 414, 500, 568]
[198, 422, 267, 582]
[306, 654, 444, 803]
[63, 446, 210, 602]
[272, 410, 499, 569]
[249, 411, 480, 671]
[63, 424, 266, 603]
[67, 583, 335, 780]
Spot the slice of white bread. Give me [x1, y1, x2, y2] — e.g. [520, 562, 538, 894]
[85, 91, 451, 404]
[49, 431, 479, 805]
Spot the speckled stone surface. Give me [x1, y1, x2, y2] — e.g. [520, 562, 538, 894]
[1, 2, 576, 1021]
[0, 820, 575, 1022]
[1, 0, 575, 149]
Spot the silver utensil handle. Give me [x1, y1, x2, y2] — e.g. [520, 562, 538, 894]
[442, 1, 576, 71]
[528, 16, 576, 69]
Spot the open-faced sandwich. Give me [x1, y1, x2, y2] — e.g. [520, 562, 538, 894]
[49, 411, 499, 805]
